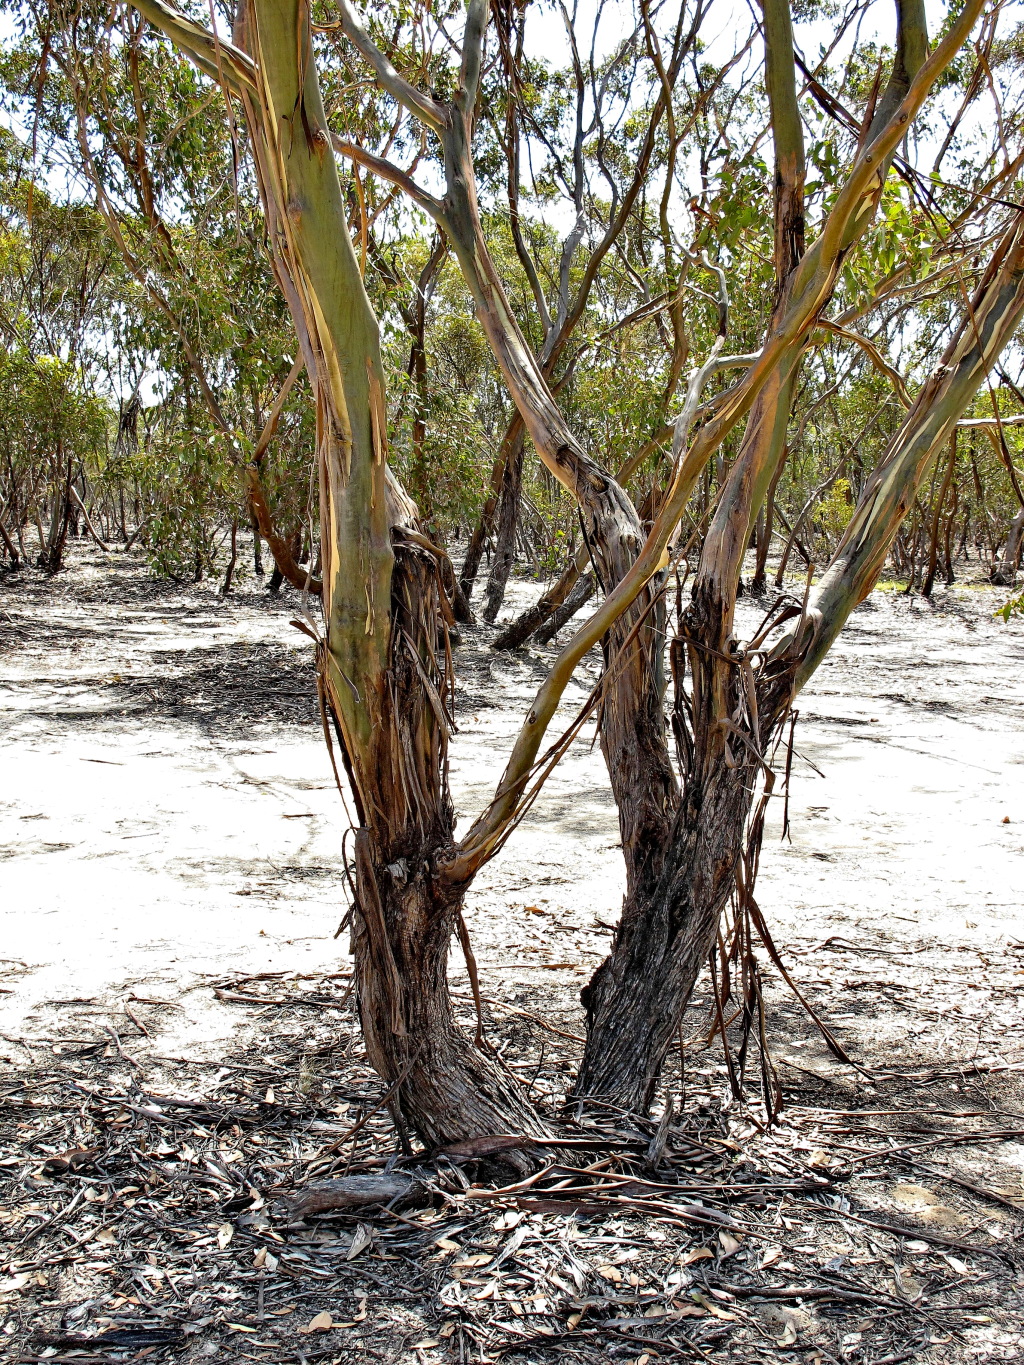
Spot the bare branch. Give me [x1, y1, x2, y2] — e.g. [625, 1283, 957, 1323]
[129, 0, 256, 93]
[817, 320, 913, 408]
[331, 135, 447, 227]
[458, 0, 489, 120]
[334, 0, 448, 133]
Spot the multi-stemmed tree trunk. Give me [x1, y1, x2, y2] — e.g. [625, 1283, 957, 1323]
[125, 0, 1016, 1143]
[572, 0, 810, 1105]
[431, 0, 999, 1111]
[574, 206, 1024, 1107]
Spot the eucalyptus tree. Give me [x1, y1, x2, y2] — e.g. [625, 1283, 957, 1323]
[0, 131, 120, 568]
[105, 0, 1024, 1143]
[1, 0, 328, 585]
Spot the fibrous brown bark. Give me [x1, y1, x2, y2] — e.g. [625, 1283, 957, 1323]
[573, 0, 949, 1113]
[350, 539, 548, 1143]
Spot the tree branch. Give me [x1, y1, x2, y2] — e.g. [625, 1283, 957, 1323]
[446, 0, 986, 877]
[335, 0, 448, 133]
[795, 210, 1024, 686]
[817, 320, 913, 408]
[130, 0, 256, 93]
[458, 0, 489, 121]
[331, 135, 447, 227]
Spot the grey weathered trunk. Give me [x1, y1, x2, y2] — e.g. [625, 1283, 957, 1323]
[574, 763, 754, 1110]
[992, 506, 1024, 585]
[482, 429, 524, 623]
[534, 572, 597, 645]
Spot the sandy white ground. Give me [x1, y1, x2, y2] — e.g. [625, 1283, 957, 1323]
[2, 549, 1024, 1364]
[0, 550, 1021, 1081]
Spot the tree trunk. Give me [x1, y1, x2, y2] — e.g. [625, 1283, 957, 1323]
[221, 519, 239, 594]
[247, 473, 322, 595]
[492, 545, 586, 650]
[482, 428, 525, 623]
[922, 438, 956, 596]
[0, 512, 20, 568]
[577, 208, 1024, 1111]
[42, 444, 74, 573]
[235, 0, 542, 1144]
[573, 0, 911, 1111]
[348, 537, 549, 1144]
[992, 505, 1024, 585]
[132, 0, 552, 1149]
[942, 480, 957, 584]
[575, 756, 754, 1110]
[252, 516, 264, 576]
[459, 417, 521, 601]
[354, 843, 547, 1147]
[534, 571, 596, 645]
[752, 454, 785, 594]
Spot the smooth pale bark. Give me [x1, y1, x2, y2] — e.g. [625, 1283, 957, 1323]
[993, 507, 1024, 585]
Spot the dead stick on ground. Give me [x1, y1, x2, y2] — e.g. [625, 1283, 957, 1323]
[311, 1045, 426, 1161]
[800, 1202, 1010, 1262]
[450, 990, 584, 1043]
[123, 1002, 151, 1038]
[17, 1189, 85, 1246]
[899, 1156, 1024, 1216]
[847, 1129, 1024, 1166]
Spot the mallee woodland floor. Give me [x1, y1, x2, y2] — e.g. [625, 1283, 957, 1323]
[1, 545, 1022, 1364]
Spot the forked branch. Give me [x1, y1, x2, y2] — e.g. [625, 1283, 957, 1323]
[446, 0, 986, 879]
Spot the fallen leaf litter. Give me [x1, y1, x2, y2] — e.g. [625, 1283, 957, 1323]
[2, 967, 1021, 1364]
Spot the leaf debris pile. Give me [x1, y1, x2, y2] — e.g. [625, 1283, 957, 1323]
[2, 970, 1022, 1364]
